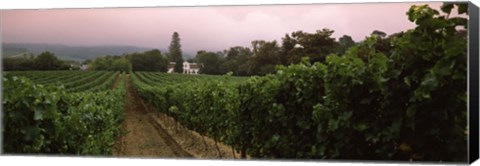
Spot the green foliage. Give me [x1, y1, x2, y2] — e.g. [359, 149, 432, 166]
[90, 55, 132, 72]
[168, 32, 184, 73]
[2, 74, 126, 155]
[337, 35, 356, 55]
[113, 57, 132, 73]
[249, 40, 282, 75]
[130, 3, 467, 162]
[219, 46, 253, 76]
[285, 29, 340, 64]
[190, 28, 345, 76]
[368, 30, 397, 55]
[88, 49, 169, 73]
[127, 49, 167, 72]
[10, 71, 119, 92]
[34, 51, 61, 70]
[371, 30, 387, 37]
[382, 3, 468, 161]
[195, 51, 224, 75]
[89, 56, 113, 70]
[3, 2, 466, 161]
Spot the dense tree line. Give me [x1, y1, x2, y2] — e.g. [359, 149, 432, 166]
[88, 49, 168, 73]
[88, 55, 131, 72]
[87, 33, 177, 73]
[192, 25, 446, 76]
[7, 13, 461, 77]
[193, 29, 361, 76]
[3, 30, 394, 75]
[90, 30, 392, 76]
[3, 51, 79, 71]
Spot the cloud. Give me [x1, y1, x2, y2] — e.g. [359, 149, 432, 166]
[1, 2, 444, 55]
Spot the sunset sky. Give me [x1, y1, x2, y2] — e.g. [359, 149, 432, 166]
[1, 2, 443, 54]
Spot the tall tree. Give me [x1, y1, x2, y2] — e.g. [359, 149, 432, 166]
[168, 32, 184, 73]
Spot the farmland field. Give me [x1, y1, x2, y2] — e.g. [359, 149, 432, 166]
[2, 71, 249, 158]
[1, 2, 470, 162]
[2, 48, 469, 161]
[3, 71, 126, 155]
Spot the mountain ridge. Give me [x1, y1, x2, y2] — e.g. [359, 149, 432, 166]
[2, 43, 159, 61]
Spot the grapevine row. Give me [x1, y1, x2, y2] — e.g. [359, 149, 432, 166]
[131, 21, 467, 161]
[2, 72, 127, 155]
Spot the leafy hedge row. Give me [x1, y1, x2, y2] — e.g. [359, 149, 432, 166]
[131, 3, 468, 162]
[67, 71, 115, 92]
[86, 71, 120, 92]
[2, 73, 126, 155]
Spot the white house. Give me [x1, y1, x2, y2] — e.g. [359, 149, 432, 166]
[167, 62, 176, 73]
[182, 61, 200, 74]
[167, 61, 201, 74]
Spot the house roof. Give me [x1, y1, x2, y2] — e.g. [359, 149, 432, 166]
[168, 61, 203, 69]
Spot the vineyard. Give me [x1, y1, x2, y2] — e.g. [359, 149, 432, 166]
[3, 71, 126, 155]
[1, 3, 469, 162]
[128, 4, 468, 161]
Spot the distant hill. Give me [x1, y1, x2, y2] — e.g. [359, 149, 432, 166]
[2, 43, 160, 62]
[2, 46, 29, 57]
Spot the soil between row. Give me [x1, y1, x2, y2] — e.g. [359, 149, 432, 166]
[114, 75, 242, 159]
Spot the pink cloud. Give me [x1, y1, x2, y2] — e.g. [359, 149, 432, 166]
[1, 2, 445, 54]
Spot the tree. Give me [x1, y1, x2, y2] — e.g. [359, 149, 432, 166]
[250, 40, 281, 75]
[128, 49, 168, 72]
[88, 49, 165, 72]
[57, 60, 73, 70]
[371, 30, 387, 38]
[370, 30, 395, 55]
[112, 57, 131, 73]
[285, 29, 339, 64]
[168, 32, 184, 73]
[219, 46, 253, 76]
[280, 34, 296, 65]
[195, 51, 222, 75]
[89, 56, 111, 71]
[34, 51, 60, 70]
[338, 35, 355, 55]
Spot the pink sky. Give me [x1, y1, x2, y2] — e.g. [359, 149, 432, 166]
[1, 2, 442, 54]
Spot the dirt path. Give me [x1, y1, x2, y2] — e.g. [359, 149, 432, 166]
[147, 105, 244, 159]
[111, 73, 121, 89]
[114, 74, 192, 158]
